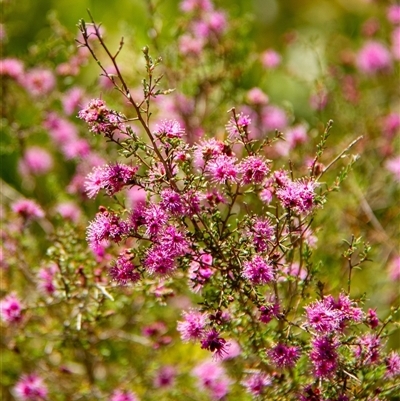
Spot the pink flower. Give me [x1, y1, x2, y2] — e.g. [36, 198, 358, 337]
[261, 105, 288, 132]
[0, 293, 23, 323]
[243, 255, 274, 285]
[37, 264, 58, 295]
[385, 155, 400, 182]
[155, 119, 185, 138]
[206, 154, 238, 184]
[247, 87, 269, 105]
[14, 374, 48, 400]
[261, 49, 281, 69]
[178, 34, 205, 56]
[242, 371, 272, 396]
[153, 365, 176, 388]
[388, 255, 400, 281]
[62, 87, 85, 115]
[193, 138, 225, 169]
[44, 113, 79, 145]
[0, 58, 24, 79]
[392, 27, 400, 59]
[385, 351, 400, 378]
[268, 343, 301, 368]
[109, 389, 138, 401]
[356, 41, 392, 75]
[22, 68, 56, 96]
[225, 112, 252, 140]
[276, 178, 316, 214]
[309, 89, 329, 111]
[19, 147, 53, 176]
[310, 335, 339, 378]
[12, 199, 44, 220]
[180, 0, 213, 13]
[387, 5, 400, 25]
[192, 360, 232, 400]
[177, 309, 207, 341]
[99, 66, 118, 90]
[109, 253, 140, 285]
[381, 113, 400, 138]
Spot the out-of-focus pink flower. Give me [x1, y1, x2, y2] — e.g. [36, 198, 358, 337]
[37, 264, 58, 295]
[261, 105, 288, 132]
[55, 202, 81, 223]
[388, 255, 400, 281]
[387, 5, 400, 25]
[310, 89, 329, 111]
[14, 373, 48, 400]
[126, 186, 147, 209]
[220, 339, 241, 360]
[19, 147, 53, 176]
[261, 49, 281, 69]
[12, 199, 44, 220]
[62, 139, 91, 160]
[22, 68, 56, 96]
[356, 41, 392, 75]
[0, 58, 24, 79]
[361, 18, 380, 37]
[247, 87, 269, 105]
[192, 360, 232, 400]
[0, 293, 23, 323]
[62, 87, 85, 115]
[99, 66, 118, 90]
[109, 389, 138, 401]
[381, 113, 400, 138]
[392, 27, 400, 59]
[385, 155, 400, 182]
[180, 0, 213, 13]
[153, 365, 176, 388]
[275, 124, 308, 156]
[179, 34, 204, 56]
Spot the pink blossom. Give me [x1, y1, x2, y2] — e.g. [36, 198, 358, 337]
[180, 0, 213, 13]
[55, 202, 81, 223]
[14, 374, 48, 401]
[387, 5, 400, 24]
[110, 253, 140, 285]
[392, 27, 400, 59]
[62, 138, 91, 160]
[22, 68, 56, 96]
[310, 335, 339, 378]
[247, 87, 269, 105]
[155, 119, 185, 138]
[206, 154, 238, 184]
[261, 49, 281, 69]
[207, 10, 227, 35]
[385, 155, 400, 182]
[193, 138, 225, 169]
[153, 365, 176, 388]
[192, 360, 232, 400]
[225, 112, 252, 139]
[261, 105, 288, 132]
[37, 264, 58, 295]
[242, 371, 272, 396]
[44, 113, 79, 145]
[385, 351, 400, 378]
[381, 113, 400, 138]
[177, 309, 207, 341]
[242, 255, 275, 285]
[309, 89, 329, 111]
[178, 34, 204, 56]
[99, 65, 118, 90]
[62, 87, 85, 115]
[388, 255, 400, 281]
[12, 199, 44, 220]
[19, 147, 53, 176]
[0, 293, 23, 323]
[126, 186, 147, 209]
[109, 389, 138, 401]
[268, 343, 301, 368]
[356, 41, 392, 75]
[0, 58, 24, 79]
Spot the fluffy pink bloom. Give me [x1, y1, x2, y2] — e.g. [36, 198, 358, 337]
[247, 217, 274, 252]
[192, 360, 232, 400]
[14, 374, 48, 400]
[177, 310, 207, 341]
[356, 41, 392, 75]
[354, 334, 381, 365]
[155, 119, 185, 138]
[109, 389, 138, 401]
[126, 186, 146, 209]
[62, 87, 85, 115]
[85, 163, 138, 198]
[247, 87, 269, 105]
[22, 68, 55, 96]
[109, 253, 140, 285]
[239, 156, 270, 184]
[242, 371, 272, 396]
[12, 199, 44, 220]
[206, 154, 238, 184]
[220, 339, 241, 360]
[276, 179, 316, 214]
[366, 308, 379, 329]
[259, 298, 280, 324]
[19, 147, 53, 176]
[261, 49, 281, 69]
[385, 155, 400, 182]
[261, 105, 288, 132]
[387, 5, 400, 24]
[310, 335, 339, 378]
[385, 351, 400, 378]
[0, 58, 24, 79]
[268, 343, 301, 368]
[193, 138, 225, 169]
[0, 293, 23, 323]
[207, 10, 227, 36]
[143, 245, 177, 276]
[225, 113, 252, 139]
[242, 255, 274, 285]
[62, 138, 91, 160]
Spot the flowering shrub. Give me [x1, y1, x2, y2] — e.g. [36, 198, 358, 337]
[1, 1, 399, 400]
